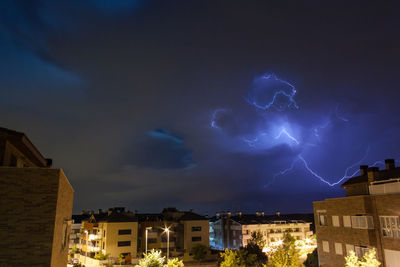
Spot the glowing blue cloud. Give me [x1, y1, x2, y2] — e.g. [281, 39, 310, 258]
[209, 73, 385, 188]
[130, 128, 195, 170]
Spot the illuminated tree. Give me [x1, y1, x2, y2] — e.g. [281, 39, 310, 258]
[219, 249, 243, 267]
[165, 258, 184, 267]
[268, 233, 302, 267]
[135, 250, 164, 267]
[135, 249, 183, 267]
[345, 249, 380, 267]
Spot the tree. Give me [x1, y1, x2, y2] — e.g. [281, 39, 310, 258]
[118, 253, 125, 265]
[249, 231, 266, 249]
[71, 245, 78, 255]
[165, 258, 184, 267]
[345, 249, 380, 267]
[268, 233, 302, 267]
[191, 244, 208, 263]
[94, 252, 110, 260]
[135, 249, 183, 267]
[220, 249, 244, 267]
[136, 250, 164, 267]
[303, 248, 318, 267]
[244, 243, 268, 267]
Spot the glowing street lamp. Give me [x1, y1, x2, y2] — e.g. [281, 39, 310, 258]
[145, 227, 152, 254]
[84, 230, 88, 265]
[163, 227, 170, 261]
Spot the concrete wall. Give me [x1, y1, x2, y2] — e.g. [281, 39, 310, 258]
[0, 167, 74, 267]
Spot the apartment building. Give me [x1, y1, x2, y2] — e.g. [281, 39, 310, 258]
[210, 211, 314, 250]
[314, 159, 400, 267]
[81, 207, 138, 264]
[0, 127, 74, 267]
[69, 213, 91, 252]
[137, 208, 210, 261]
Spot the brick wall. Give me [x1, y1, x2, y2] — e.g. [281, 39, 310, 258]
[0, 167, 74, 267]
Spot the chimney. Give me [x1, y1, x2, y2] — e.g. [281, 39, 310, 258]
[256, 212, 260, 216]
[235, 211, 242, 217]
[385, 159, 395, 170]
[360, 165, 368, 176]
[46, 158, 53, 167]
[98, 209, 103, 214]
[367, 167, 379, 183]
[261, 211, 265, 217]
[276, 211, 281, 216]
[227, 211, 231, 217]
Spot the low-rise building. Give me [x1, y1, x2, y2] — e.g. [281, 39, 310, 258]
[210, 211, 314, 251]
[81, 207, 138, 264]
[314, 159, 400, 267]
[137, 208, 210, 261]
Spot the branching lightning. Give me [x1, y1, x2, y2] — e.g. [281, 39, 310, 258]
[270, 146, 371, 187]
[210, 73, 386, 189]
[275, 128, 300, 145]
[245, 74, 299, 111]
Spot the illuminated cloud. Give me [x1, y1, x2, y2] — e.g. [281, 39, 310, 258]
[130, 128, 195, 170]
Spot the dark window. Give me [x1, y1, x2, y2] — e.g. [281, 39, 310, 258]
[118, 241, 131, 247]
[148, 238, 157, 244]
[9, 154, 17, 167]
[162, 236, 176, 242]
[192, 236, 202, 242]
[103, 243, 105, 249]
[104, 230, 106, 237]
[192, 226, 202, 232]
[118, 229, 132, 235]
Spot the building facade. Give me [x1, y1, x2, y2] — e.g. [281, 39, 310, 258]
[210, 212, 314, 251]
[81, 207, 139, 264]
[314, 159, 400, 267]
[137, 208, 210, 261]
[0, 127, 74, 267]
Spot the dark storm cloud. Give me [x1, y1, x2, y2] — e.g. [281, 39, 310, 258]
[129, 128, 195, 169]
[1, 0, 400, 215]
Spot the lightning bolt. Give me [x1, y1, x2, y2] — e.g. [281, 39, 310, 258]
[269, 146, 371, 187]
[245, 74, 299, 111]
[275, 128, 300, 145]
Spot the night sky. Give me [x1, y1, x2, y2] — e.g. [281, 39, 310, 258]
[2, 0, 400, 215]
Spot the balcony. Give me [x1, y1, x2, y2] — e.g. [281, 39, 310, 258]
[370, 179, 400, 195]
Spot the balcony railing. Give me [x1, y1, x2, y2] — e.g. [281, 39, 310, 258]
[370, 179, 400, 195]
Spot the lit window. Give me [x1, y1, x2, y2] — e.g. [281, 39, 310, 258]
[335, 242, 343, 255]
[343, 216, 351, 227]
[380, 216, 400, 238]
[322, 241, 329, 252]
[332, 216, 340, 227]
[319, 213, 328, 226]
[351, 216, 374, 229]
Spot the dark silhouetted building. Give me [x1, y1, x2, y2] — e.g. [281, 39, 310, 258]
[0, 127, 74, 267]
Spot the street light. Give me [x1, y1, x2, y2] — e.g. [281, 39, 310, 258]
[145, 227, 152, 254]
[163, 227, 170, 261]
[84, 230, 88, 265]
